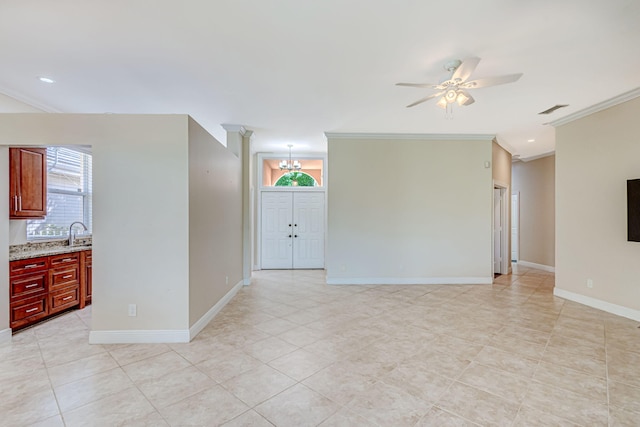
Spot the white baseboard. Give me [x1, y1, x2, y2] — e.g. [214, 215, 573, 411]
[243, 278, 251, 286]
[326, 276, 493, 285]
[89, 329, 190, 344]
[189, 279, 243, 340]
[517, 260, 555, 273]
[88, 280, 244, 345]
[554, 288, 640, 322]
[0, 328, 11, 345]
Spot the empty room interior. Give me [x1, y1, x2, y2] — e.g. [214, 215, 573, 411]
[1, 1, 639, 426]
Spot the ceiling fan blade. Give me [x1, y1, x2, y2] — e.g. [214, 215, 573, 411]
[451, 57, 480, 81]
[463, 73, 523, 88]
[405, 91, 445, 108]
[395, 82, 439, 88]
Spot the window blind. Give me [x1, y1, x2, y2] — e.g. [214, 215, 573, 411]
[27, 147, 92, 239]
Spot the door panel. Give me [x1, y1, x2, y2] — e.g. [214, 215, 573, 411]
[260, 191, 325, 269]
[261, 192, 293, 269]
[293, 193, 325, 269]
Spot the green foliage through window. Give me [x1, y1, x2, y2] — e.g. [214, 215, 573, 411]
[275, 172, 317, 187]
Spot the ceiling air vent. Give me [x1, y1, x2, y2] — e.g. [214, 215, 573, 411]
[538, 104, 569, 115]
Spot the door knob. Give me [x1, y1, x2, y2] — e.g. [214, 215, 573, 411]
[294, 235, 298, 238]
[288, 235, 292, 238]
[289, 224, 292, 227]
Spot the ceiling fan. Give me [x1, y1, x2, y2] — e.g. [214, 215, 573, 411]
[396, 57, 523, 110]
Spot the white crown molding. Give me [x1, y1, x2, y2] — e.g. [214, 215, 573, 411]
[326, 276, 493, 285]
[550, 87, 640, 127]
[0, 86, 62, 113]
[517, 150, 555, 163]
[221, 123, 247, 135]
[554, 288, 640, 322]
[324, 132, 495, 141]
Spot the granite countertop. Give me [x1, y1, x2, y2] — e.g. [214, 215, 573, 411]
[9, 245, 92, 261]
[9, 237, 92, 262]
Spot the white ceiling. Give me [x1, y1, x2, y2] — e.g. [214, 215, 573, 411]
[1, 1, 639, 159]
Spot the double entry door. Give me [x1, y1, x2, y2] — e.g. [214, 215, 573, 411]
[261, 191, 325, 269]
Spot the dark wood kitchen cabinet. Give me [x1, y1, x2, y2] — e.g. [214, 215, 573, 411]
[79, 250, 92, 308]
[9, 147, 47, 219]
[9, 250, 90, 331]
[9, 256, 50, 329]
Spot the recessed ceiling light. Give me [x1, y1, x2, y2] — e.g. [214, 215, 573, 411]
[527, 139, 535, 142]
[38, 77, 55, 83]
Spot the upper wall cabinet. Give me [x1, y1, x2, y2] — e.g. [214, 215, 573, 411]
[9, 147, 47, 219]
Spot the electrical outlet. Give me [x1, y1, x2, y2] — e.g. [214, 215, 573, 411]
[587, 279, 594, 289]
[128, 304, 137, 317]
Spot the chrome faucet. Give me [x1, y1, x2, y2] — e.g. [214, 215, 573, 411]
[68, 221, 88, 246]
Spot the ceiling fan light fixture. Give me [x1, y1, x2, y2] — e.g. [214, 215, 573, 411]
[436, 97, 448, 109]
[445, 89, 457, 103]
[456, 91, 469, 106]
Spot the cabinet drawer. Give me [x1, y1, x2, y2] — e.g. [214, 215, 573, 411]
[50, 286, 79, 313]
[11, 295, 48, 326]
[11, 272, 47, 300]
[50, 252, 80, 267]
[10, 257, 49, 276]
[50, 266, 79, 289]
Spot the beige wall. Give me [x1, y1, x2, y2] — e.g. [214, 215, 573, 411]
[512, 155, 555, 267]
[0, 113, 243, 340]
[188, 118, 242, 326]
[0, 114, 191, 335]
[492, 141, 512, 186]
[556, 96, 640, 316]
[0, 93, 43, 113]
[326, 136, 494, 284]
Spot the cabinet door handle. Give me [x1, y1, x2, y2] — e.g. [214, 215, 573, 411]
[18, 195, 22, 211]
[62, 296, 73, 301]
[13, 195, 18, 212]
[26, 307, 38, 313]
[62, 258, 73, 262]
[25, 283, 39, 288]
[62, 274, 73, 279]
[24, 264, 39, 269]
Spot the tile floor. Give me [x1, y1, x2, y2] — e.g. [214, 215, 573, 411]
[2, 266, 640, 426]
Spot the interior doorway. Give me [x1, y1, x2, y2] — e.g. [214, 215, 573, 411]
[493, 185, 509, 275]
[511, 192, 519, 262]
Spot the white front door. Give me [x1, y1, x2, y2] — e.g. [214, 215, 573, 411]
[292, 192, 325, 268]
[261, 192, 294, 269]
[261, 191, 325, 269]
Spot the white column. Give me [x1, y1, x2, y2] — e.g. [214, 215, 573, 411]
[221, 124, 252, 285]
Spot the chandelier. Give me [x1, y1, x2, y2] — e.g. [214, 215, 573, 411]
[279, 144, 301, 171]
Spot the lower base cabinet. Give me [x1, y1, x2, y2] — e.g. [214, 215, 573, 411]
[9, 249, 92, 331]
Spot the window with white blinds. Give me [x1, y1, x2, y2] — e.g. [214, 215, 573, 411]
[27, 147, 92, 239]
